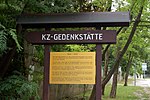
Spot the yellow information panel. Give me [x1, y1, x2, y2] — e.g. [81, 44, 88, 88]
[50, 52, 95, 84]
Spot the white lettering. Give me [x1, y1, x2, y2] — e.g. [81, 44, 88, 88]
[74, 34, 79, 40]
[54, 34, 58, 40]
[42, 33, 103, 41]
[86, 34, 91, 40]
[90, 34, 94, 40]
[83, 34, 87, 40]
[99, 34, 103, 40]
[79, 34, 83, 40]
[47, 34, 51, 40]
[62, 34, 66, 40]
[66, 34, 70, 40]
[70, 34, 74, 40]
[95, 34, 98, 40]
[42, 34, 46, 40]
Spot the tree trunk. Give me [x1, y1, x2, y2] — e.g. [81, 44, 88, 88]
[102, 49, 109, 95]
[24, 39, 34, 77]
[104, 50, 109, 77]
[110, 66, 119, 98]
[101, 85, 105, 95]
[0, 45, 16, 78]
[102, 27, 123, 60]
[89, 85, 96, 100]
[124, 52, 133, 86]
[109, 46, 121, 98]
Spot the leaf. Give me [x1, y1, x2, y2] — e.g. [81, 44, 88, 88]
[0, 74, 40, 100]
[0, 30, 7, 54]
[0, 23, 5, 29]
[9, 29, 22, 51]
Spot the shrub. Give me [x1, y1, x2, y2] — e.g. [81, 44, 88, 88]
[0, 74, 40, 100]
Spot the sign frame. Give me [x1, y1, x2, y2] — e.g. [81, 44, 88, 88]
[16, 12, 130, 100]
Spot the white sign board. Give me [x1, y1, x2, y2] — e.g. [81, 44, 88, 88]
[142, 63, 147, 71]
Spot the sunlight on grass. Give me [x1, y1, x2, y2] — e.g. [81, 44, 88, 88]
[102, 85, 142, 100]
[75, 84, 143, 100]
[118, 78, 134, 85]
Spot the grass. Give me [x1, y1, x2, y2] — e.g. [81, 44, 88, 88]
[118, 78, 134, 85]
[102, 85, 142, 100]
[74, 84, 143, 100]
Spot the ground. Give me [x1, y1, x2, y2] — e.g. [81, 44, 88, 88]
[134, 78, 150, 100]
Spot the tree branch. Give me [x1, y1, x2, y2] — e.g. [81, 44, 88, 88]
[102, 27, 123, 60]
[102, 2, 144, 87]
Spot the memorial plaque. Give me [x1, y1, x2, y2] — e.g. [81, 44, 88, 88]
[50, 52, 95, 84]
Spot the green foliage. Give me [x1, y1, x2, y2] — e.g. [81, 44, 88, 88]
[51, 44, 96, 52]
[24, 0, 50, 13]
[46, 0, 75, 13]
[0, 72, 40, 100]
[9, 28, 22, 51]
[113, 0, 150, 76]
[0, 23, 22, 56]
[0, 23, 7, 55]
[0, 0, 22, 28]
[92, 0, 112, 11]
[22, 0, 76, 13]
[34, 45, 44, 66]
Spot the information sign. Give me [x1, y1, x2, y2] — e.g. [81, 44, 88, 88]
[50, 52, 95, 84]
[142, 63, 147, 71]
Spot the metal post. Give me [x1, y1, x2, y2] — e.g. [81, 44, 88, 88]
[134, 66, 136, 86]
[143, 70, 145, 79]
[43, 45, 50, 100]
[96, 44, 102, 100]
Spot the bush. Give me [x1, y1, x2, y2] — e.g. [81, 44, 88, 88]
[0, 74, 40, 100]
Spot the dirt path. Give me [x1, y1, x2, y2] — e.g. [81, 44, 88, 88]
[136, 87, 150, 100]
[133, 79, 150, 100]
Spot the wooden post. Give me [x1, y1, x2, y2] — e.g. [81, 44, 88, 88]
[43, 45, 50, 100]
[96, 44, 102, 100]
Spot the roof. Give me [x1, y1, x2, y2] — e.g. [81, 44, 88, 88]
[16, 12, 130, 28]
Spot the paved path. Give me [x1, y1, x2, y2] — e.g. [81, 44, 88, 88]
[135, 78, 150, 87]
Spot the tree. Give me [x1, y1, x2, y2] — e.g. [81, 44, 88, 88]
[124, 52, 133, 86]
[90, 0, 149, 99]
[109, 1, 145, 98]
